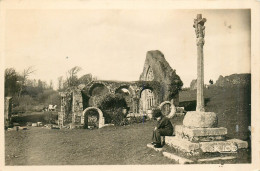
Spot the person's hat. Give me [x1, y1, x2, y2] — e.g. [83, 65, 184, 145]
[153, 109, 162, 118]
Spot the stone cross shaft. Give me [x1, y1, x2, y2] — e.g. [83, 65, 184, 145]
[193, 14, 206, 112]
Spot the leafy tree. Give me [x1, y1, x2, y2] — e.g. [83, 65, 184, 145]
[168, 74, 183, 99]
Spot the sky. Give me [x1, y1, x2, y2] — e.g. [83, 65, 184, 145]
[4, 9, 251, 89]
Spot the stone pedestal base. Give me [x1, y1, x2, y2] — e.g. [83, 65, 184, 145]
[183, 111, 218, 128]
[175, 125, 227, 142]
[147, 110, 249, 163]
[165, 136, 248, 154]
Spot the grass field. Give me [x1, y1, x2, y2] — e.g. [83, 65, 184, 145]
[179, 86, 251, 140]
[5, 85, 251, 165]
[5, 120, 179, 165]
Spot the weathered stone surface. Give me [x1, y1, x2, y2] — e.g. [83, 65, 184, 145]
[139, 50, 183, 104]
[147, 143, 163, 152]
[194, 14, 207, 112]
[215, 74, 250, 87]
[175, 125, 227, 137]
[166, 136, 247, 153]
[200, 141, 238, 152]
[165, 136, 200, 152]
[192, 135, 225, 142]
[159, 101, 176, 118]
[227, 139, 248, 149]
[60, 50, 183, 127]
[183, 111, 218, 128]
[81, 107, 105, 128]
[197, 156, 236, 163]
[162, 152, 194, 164]
[175, 125, 227, 142]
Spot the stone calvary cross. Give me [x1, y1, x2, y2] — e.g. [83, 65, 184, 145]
[160, 14, 248, 160]
[183, 14, 218, 128]
[194, 14, 206, 112]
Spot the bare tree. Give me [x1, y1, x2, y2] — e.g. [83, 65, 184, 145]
[57, 76, 64, 91]
[65, 66, 82, 88]
[18, 66, 36, 98]
[49, 80, 53, 89]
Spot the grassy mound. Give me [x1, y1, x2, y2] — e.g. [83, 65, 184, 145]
[179, 85, 251, 140]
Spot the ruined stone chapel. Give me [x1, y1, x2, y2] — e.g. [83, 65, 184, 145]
[58, 50, 183, 128]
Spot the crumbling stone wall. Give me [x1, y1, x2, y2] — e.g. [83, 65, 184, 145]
[72, 89, 84, 124]
[215, 74, 251, 87]
[59, 50, 183, 126]
[139, 50, 183, 106]
[59, 85, 85, 126]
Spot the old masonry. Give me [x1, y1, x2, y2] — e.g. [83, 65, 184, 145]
[58, 50, 183, 128]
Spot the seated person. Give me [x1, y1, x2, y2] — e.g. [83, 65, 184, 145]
[152, 107, 175, 148]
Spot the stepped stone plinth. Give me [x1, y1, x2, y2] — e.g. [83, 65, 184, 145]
[175, 125, 227, 142]
[165, 136, 200, 153]
[165, 136, 248, 154]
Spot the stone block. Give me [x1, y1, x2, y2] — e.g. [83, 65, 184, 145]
[147, 143, 163, 152]
[199, 141, 238, 152]
[175, 125, 227, 142]
[191, 135, 225, 142]
[19, 127, 28, 130]
[197, 156, 236, 163]
[183, 111, 218, 128]
[165, 136, 200, 152]
[162, 152, 194, 164]
[176, 125, 227, 137]
[227, 139, 248, 149]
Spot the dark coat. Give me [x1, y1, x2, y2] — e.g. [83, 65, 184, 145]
[157, 116, 174, 136]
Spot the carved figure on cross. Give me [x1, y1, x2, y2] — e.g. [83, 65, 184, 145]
[193, 14, 207, 39]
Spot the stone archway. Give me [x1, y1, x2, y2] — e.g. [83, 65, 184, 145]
[115, 85, 135, 113]
[89, 83, 109, 96]
[88, 83, 110, 107]
[81, 107, 105, 128]
[139, 87, 156, 114]
[159, 101, 176, 118]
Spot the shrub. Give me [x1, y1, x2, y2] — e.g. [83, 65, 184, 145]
[96, 93, 127, 126]
[128, 116, 146, 124]
[43, 111, 58, 124]
[94, 93, 147, 126]
[96, 93, 127, 110]
[12, 106, 26, 114]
